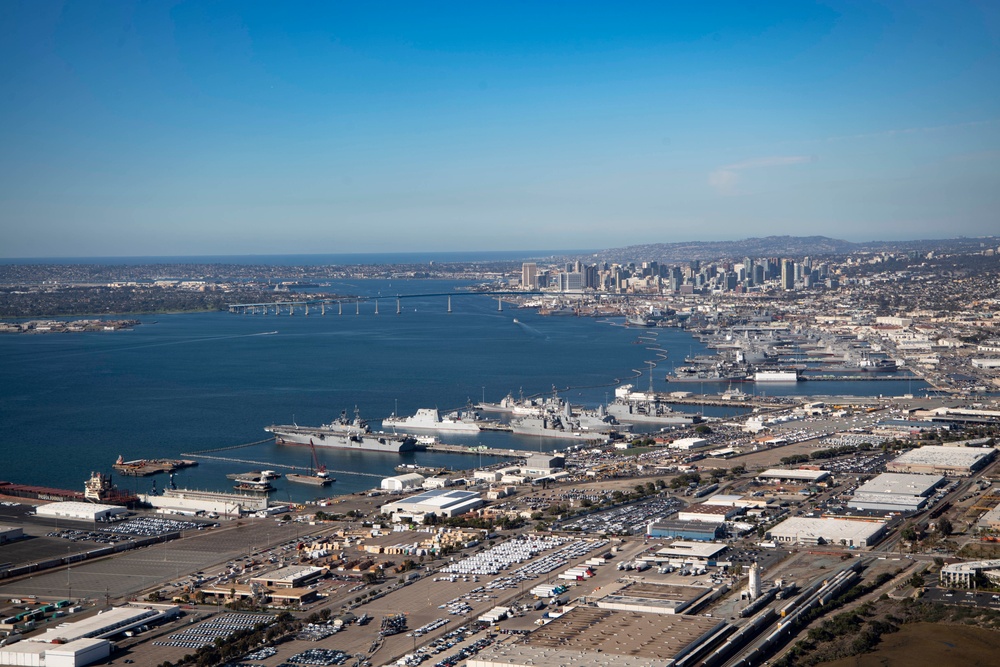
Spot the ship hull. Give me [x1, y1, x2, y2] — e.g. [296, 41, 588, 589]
[266, 426, 418, 453]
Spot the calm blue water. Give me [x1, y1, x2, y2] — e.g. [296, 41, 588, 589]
[0, 279, 928, 502]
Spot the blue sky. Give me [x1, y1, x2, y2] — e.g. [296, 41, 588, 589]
[1, 1, 998, 257]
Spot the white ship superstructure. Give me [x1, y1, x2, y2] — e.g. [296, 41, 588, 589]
[382, 408, 482, 433]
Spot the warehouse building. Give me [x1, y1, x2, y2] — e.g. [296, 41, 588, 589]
[669, 437, 710, 450]
[596, 582, 712, 615]
[677, 504, 741, 523]
[380, 473, 425, 492]
[757, 469, 831, 484]
[653, 541, 729, 562]
[35, 501, 127, 522]
[0, 637, 110, 667]
[767, 517, 886, 548]
[250, 565, 325, 589]
[141, 488, 268, 516]
[646, 519, 722, 541]
[849, 473, 946, 513]
[886, 445, 996, 476]
[467, 606, 724, 667]
[381, 489, 484, 521]
[522, 454, 565, 478]
[977, 502, 1000, 532]
[30, 604, 179, 644]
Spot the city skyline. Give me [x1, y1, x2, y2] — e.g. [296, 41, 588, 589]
[2, 1, 999, 258]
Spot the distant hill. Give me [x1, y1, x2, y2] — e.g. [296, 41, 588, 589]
[574, 235, 999, 265]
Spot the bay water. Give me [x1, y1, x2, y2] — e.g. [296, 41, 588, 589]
[0, 279, 926, 502]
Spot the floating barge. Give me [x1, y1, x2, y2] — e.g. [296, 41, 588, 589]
[112, 457, 198, 477]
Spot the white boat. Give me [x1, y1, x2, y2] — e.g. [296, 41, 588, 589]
[382, 408, 481, 433]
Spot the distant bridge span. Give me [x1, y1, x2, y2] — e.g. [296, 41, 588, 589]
[226, 290, 555, 315]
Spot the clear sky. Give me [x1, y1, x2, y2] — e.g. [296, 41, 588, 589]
[1, 1, 998, 257]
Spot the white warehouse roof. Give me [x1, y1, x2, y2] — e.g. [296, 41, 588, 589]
[857, 473, 944, 497]
[35, 502, 127, 521]
[758, 469, 831, 482]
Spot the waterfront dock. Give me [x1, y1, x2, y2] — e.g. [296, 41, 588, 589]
[422, 442, 525, 458]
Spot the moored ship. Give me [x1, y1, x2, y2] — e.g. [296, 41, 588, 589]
[606, 384, 702, 426]
[382, 408, 482, 433]
[266, 407, 419, 453]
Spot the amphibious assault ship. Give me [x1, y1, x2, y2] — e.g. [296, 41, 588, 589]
[266, 407, 419, 453]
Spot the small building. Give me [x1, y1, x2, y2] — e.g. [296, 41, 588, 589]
[0, 526, 24, 544]
[381, 473, 425, 492]
[35, 502, 127, 522]
[767, 517, 886, 548]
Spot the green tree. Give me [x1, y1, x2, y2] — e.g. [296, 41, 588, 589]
[937, 517, 953, 537]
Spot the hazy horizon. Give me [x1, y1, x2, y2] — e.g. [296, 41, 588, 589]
[2, 2, 998, 257]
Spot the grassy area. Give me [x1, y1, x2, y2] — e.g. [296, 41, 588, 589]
[778, 597, 1000, 667]
[818, 622, 1000, 667]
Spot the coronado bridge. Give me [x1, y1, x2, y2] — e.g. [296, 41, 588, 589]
[226, 290, 555, 316]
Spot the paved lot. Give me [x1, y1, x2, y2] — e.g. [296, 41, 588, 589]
[0, 518, 308, 600]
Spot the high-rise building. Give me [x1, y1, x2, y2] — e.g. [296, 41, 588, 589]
[781, 259, 795, 290]
[521, 262, 537, 290]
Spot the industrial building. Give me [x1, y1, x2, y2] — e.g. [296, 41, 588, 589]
[848, 473, 946, 513]
[249, 565, 325, 589]
[521, 454, 565, 478]
[677, 504, 741, 523]
[0, 637, 110, 667]
[30, 604, 179, 644]
[646, 519, 722, 541]
[0, 526, 23, 544]
[757, 469, 831, 484]
[653, 541, 729, 562]
[34, 501, 128, 522]
[977, 501, 1000, 531]
[467, 607, 724, 667]
[380, 473, 425, 492]
[668, 437, 709, 450]
[380, 489, 484, 521]
[767, 517, 886, 548]
[596, 582, 712, 614]
[141, 487, 268, 516]
[886, 445, 996, 476]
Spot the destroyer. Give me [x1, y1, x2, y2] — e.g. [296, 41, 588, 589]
[266, 407, 419, 453]
[382, 407, 482, 433]
[606, 384, 702, 427]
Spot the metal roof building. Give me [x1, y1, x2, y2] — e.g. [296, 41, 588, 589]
[767, 517, 886, 548]
[758, 469, 831, 483]
[848, 472, 946, 513]
[35, 501, 127, 522]
[381, 489, 485, 520]
[646, 520, 722, 541]
[886, 445, 996, 476]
